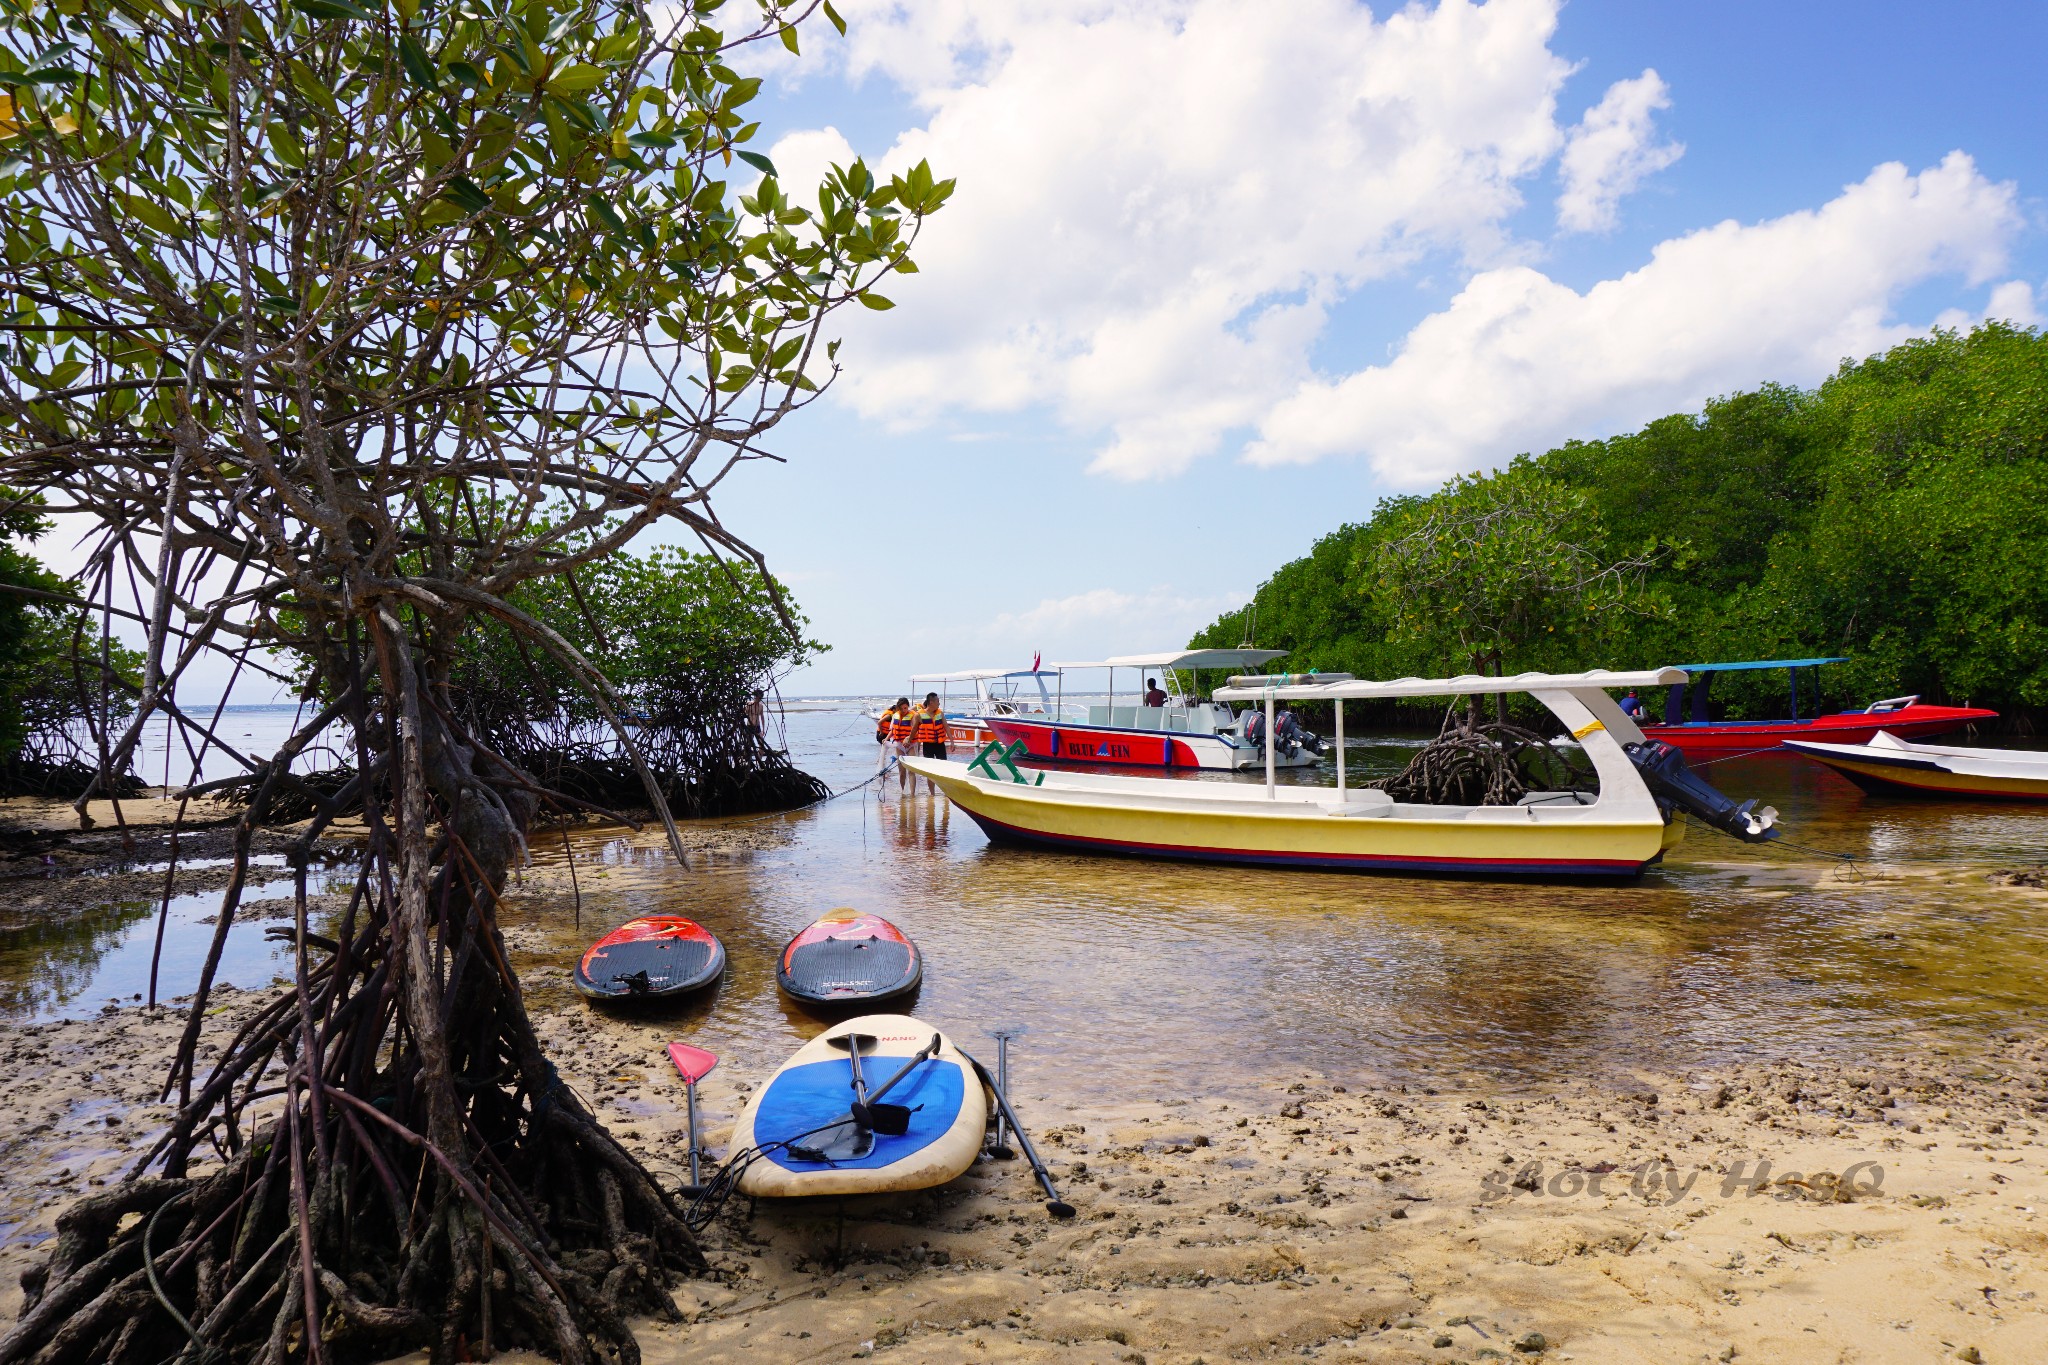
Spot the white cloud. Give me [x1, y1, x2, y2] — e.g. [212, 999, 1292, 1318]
[774, 0, 1575, 479]
[1556, 69, 1683, 233]
[1244, 153, 2021, 486]
[759, 3, 2026, 491]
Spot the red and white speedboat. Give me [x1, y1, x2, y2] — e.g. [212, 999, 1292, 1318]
[985, 649, 1331, 771]
[1635, 657, 1996, 757]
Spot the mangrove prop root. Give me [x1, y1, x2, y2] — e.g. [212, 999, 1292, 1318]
[1368, 721, 1595, 806]
[3, 658, 708, 1365]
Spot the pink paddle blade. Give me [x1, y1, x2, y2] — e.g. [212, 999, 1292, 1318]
[667, 1042, 718, 1085]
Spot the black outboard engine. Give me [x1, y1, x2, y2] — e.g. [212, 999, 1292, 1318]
[1625, 741, 1779, 843]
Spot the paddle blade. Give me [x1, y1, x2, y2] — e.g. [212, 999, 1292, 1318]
[667, 1043, 718, 1084]
[867, 1102, 913, 1136]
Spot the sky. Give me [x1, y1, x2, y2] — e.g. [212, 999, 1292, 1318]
[54, 0, 2048, 704]
[693, 0, 2048, 697]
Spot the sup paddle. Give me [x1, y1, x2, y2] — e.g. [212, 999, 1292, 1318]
[795, 1033, 944, 1161]
[986, 1027, 1025, 1159]
[667, 1043, 718, 1189]
[962, 1050, 1075, 1219]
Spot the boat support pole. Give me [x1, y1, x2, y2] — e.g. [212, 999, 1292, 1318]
[1265, 693, 1276, 798]
[1336, 697, 1345, 794]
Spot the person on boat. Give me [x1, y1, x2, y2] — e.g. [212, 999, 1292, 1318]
[1142, 677, 1168, 708]
[912, 692, 949, 791]
[1619, 690, 1644, 719]
[878, 697, 915, 787]
[746, 688, 767, 740]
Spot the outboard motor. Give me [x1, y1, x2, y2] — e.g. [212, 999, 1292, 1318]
[1625, 741, 1779, 843]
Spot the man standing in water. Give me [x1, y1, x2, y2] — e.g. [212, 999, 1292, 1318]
[911, 691, 948, 793]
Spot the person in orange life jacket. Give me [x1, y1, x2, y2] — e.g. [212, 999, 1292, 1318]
[1142, 677, 1168, 707]
[877, 697, 915, 785]
[910, 692, 948, 792]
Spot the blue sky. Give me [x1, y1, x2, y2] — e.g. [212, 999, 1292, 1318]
[695, 0, 2047, 698]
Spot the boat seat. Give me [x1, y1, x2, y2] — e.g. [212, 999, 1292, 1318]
[1166, 712, 1189, 732]
[1516, 790, 1596, 807]
[1088, 705, 1111, 726]
[1111, 706, 1137, 728]
[1134, 706, 1164, 730]
[1325, 789, 1394, 818]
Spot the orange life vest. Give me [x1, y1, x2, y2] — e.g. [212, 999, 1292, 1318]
[886, 710, 916, 742]
[912, 708, 947, 744]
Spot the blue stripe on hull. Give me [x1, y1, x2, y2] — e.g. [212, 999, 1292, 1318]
[961, 811, 1647, 880]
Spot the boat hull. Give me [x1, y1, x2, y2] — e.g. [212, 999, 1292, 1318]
[1785, 741, 2048, 802]
[985, 716, 1314, 771]
[911, 759, 1678, 879]
[1639, 703, 1995, 756]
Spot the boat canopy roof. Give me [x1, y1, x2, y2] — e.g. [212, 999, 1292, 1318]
[1215, 667, 1687, 702]
[1678, 656, 1848, 674]
[909, 668, 1060, 683]
[1053, 648, 1288, 672]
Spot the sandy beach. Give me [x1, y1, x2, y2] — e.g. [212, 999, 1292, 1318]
[5, 797, 2048, 1363]
[7, 972, 2048, 1364]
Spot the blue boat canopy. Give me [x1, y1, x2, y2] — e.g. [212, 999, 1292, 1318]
[1677, 656, 1848, 673]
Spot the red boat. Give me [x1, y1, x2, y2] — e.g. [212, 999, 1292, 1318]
[983, 649, 1327, 771]
[1633, 657, 1996, 757]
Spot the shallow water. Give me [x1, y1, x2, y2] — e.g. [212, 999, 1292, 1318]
[0, 857, 339, 1021]
[506, 710, 2048, 1098]
[8, 706, 2046, 1100]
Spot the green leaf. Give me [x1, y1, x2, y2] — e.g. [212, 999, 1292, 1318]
[857, 292, 893, 311]
[823, 0, 847, 36]
[295, 0, 376, 21]
[736, 150, 776, 178]
[398, 35, 439, 90]
[257, 295, 300, 317]
[120, 194, 183, 237]
[628, 132, 675, 150]
[440, 177, 492, 214]
[447, 60, 486, 88]
[779, 24, 800, 56]
[547, 63, 604, 93]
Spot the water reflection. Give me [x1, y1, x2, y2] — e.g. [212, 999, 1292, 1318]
[0, 867, 341, 1023]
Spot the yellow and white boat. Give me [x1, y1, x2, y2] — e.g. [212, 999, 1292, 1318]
[905, 668, 1777, 879]
[1785, 731, 2048, 802]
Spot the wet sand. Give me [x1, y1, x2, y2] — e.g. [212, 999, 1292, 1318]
[6, 956, 2048, 1363]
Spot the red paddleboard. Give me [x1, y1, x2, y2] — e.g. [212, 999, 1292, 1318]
[776, 909, 922, 1006]
[574, 916, 726, 1001]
